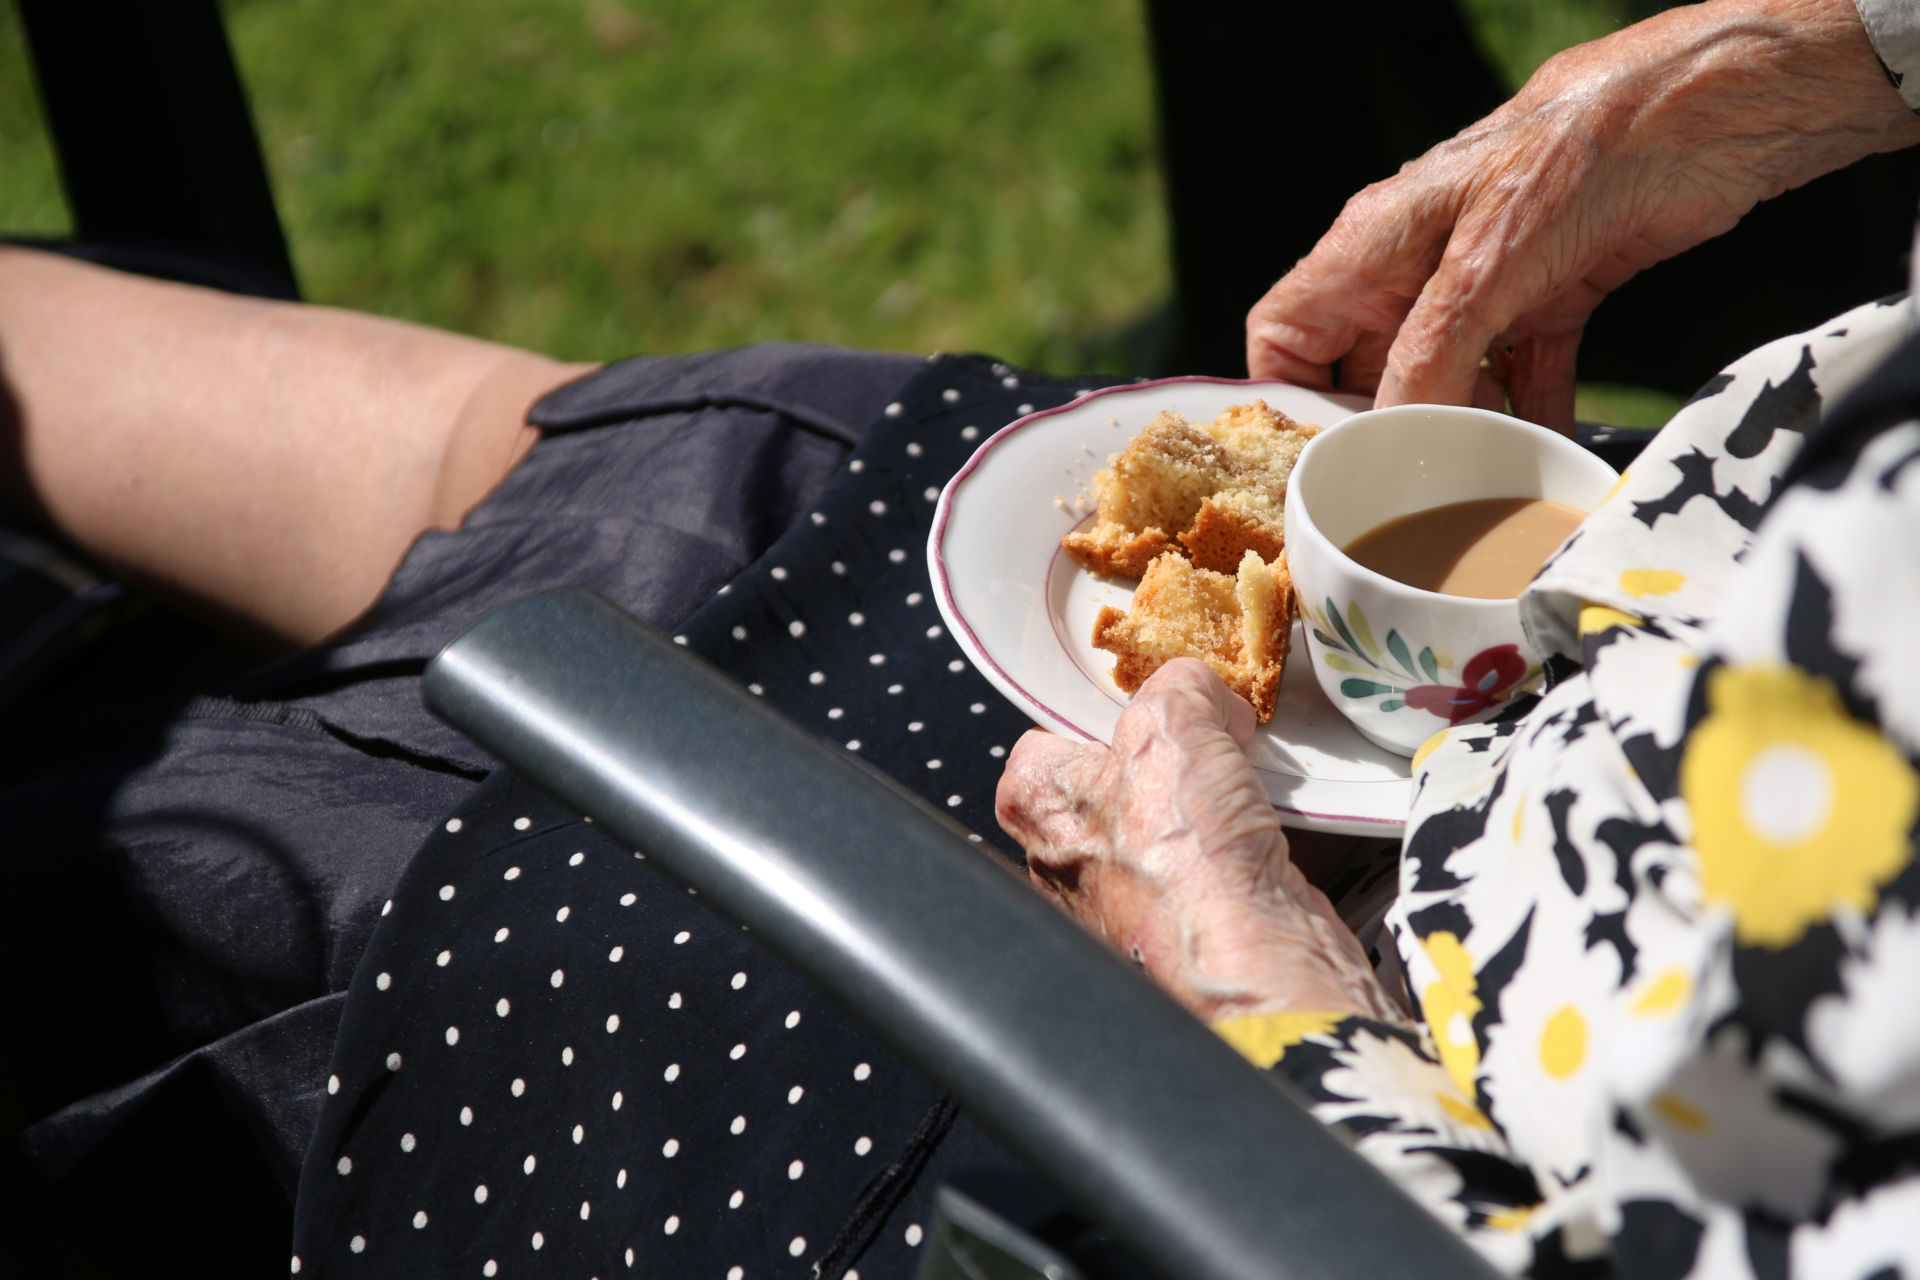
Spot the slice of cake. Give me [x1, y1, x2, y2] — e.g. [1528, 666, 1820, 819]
[1092, 549, 1294, 722]
[1062, 400, 1318, 578]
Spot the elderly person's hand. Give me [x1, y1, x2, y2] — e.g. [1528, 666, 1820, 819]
[994, 659, 1406, 1025]
[1245, 0, 1920, 432]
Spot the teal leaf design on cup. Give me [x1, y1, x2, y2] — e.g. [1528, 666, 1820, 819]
[1307, 597, 1497, 722]
[1324, 598, 1373, 666]
[1312, 597, 1431, 683]
[1345, 603, 1381, 665]
[1386, 631, 1418, 682]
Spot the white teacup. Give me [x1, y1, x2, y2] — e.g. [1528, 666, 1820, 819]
[1282, 404, 1621, 757]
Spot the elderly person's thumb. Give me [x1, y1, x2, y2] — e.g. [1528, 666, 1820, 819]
[994, 658, 1257, 857]
[1112, 658, 1259, 753]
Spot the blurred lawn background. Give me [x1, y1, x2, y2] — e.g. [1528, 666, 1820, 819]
[0, 0, 1677, 424]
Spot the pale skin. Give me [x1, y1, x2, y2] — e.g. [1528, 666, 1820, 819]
[0, 245, 596, 646]
[996, 659, 1406, 1026]
[1245, 0, 1920, 432]
[1003, 0, 1919, 1022]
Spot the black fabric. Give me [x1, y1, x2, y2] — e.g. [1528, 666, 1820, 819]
[0, 342, 919, 1276]
[1779, 317, 1920, 489]
[290, 353, 1121, 1279]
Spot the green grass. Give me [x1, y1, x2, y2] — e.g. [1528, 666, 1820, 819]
[1575, 383, 1685, 431]
[231, 0, 1171, 369]
[0, 8, 65, 235]
[1457, 0, 1633, 91]
[0, 0, 1680, 425]
[1, 0, 1167, 372]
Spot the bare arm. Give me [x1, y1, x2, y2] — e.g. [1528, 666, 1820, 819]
[0, 246, 595, 645]
[1245, 0, 1920, 430]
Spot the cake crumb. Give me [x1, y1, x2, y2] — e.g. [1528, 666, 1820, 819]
[1062, 401, 1319, 579]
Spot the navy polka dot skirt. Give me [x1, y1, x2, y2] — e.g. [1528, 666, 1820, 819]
[290, 348, 1123, 1278]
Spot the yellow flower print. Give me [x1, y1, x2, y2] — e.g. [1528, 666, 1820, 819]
[1483, 1205, 1536, 1233]
[1419, 932, 1482, 1099]
[1681, 664, 1920, 948]
[1619, 568, 1685, 598]
[1632, 968, 1692, 1017]
[1579, 604, 1644, 638]
[1539, 1005, 1588, 1079]
[1651, 1091, 1711, 1134]
[1211, 1011, 1343, 1069]
[1436, 1092, 1494, 1130]
[1412, 728, 1451, 770]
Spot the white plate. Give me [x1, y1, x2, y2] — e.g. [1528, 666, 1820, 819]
[930, 377, 1414, 836]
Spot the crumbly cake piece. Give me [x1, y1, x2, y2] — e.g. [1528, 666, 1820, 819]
[1092, 549, 1294, 722]
[1062, 400, 1318, 578]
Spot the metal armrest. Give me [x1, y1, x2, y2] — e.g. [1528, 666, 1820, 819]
[424, 587, 1497, 1280]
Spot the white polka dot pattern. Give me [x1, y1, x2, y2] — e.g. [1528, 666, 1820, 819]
[295, 357, 1097, 1279]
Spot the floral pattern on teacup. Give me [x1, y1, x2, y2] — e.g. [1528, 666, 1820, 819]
[1301, 597, 1535, 723]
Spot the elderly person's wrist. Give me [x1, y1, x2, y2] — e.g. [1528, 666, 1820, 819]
[1137, 863, 1411, 1027]
[1520, 0, 1920, 199]
[996, 659, 1413, 1032]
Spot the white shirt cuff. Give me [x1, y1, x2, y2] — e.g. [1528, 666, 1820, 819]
[1855, 0, 1920, 113]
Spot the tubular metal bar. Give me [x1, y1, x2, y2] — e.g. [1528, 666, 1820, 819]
[424, 588, 1499, 1280]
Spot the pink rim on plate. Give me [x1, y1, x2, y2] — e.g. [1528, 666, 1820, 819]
[928, 376, 1413, 837]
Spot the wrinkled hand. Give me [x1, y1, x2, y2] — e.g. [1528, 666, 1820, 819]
[994, 659, 1404, 1025]
[1245, 0, 1920, 431]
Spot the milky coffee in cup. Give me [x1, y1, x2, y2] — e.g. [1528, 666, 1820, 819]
[1282, 405, 1620, 757]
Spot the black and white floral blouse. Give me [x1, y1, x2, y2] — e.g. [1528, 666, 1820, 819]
[1219, 287, 1920, 1276]
[1216, 6, 1920, 1274]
